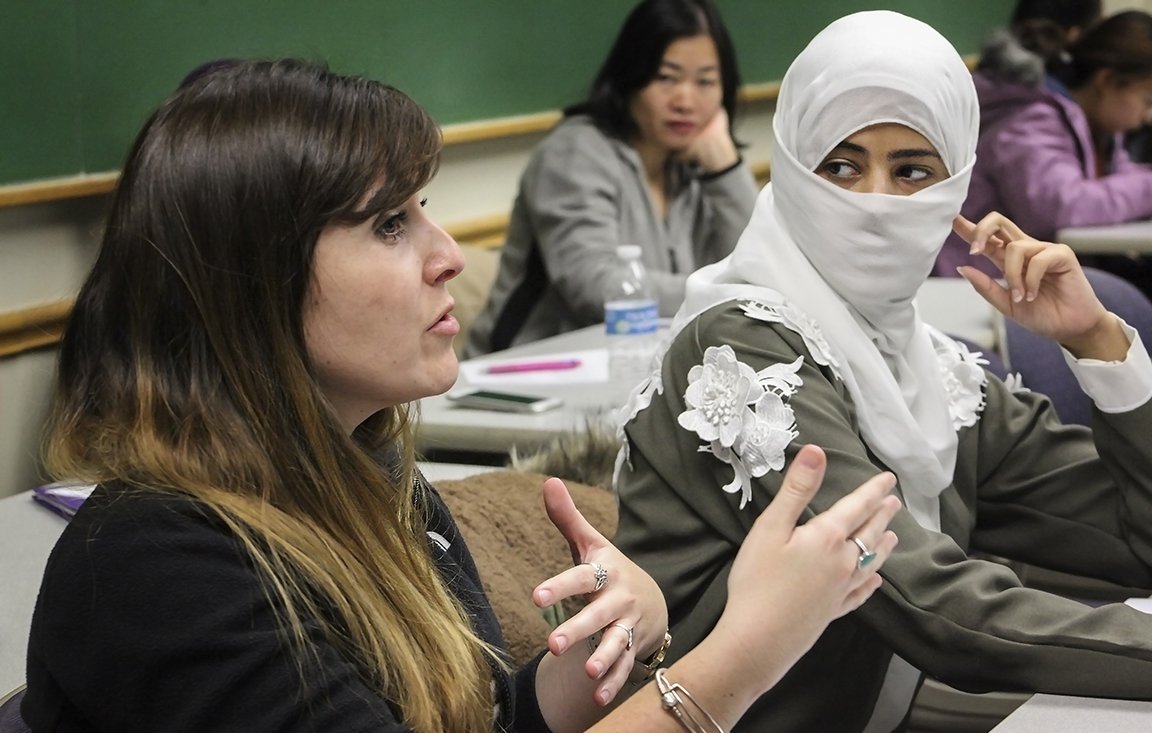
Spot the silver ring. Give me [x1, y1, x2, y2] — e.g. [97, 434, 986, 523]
[581, 561, 608, 592]
[850, 536, 877, 570]
[612, 622, 635, 651]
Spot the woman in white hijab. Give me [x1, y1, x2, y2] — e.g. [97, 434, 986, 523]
[616, 10, 1152, 732]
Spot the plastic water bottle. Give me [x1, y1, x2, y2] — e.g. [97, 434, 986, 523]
[604, 244, 659, 385]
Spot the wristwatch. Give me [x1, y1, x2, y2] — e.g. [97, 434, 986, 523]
[638, 630, 673, 680]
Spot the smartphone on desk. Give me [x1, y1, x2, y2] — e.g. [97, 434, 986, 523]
[446, 388, 563, 414]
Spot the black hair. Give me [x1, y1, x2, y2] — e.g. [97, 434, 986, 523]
[1050, 11, 1152, 89]
[565, 0, 741, 142]
[177, 58, 243, 89]
[1011, 0, 1102, 30]
[1011, 0, 1103, 67]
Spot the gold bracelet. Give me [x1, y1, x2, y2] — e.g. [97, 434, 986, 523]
[654, 668, 725, 733]
[638, 629, 672, 680]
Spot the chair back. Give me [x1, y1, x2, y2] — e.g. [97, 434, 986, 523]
[0, 684, 29, 733]
[1004, 267, 1152, 426]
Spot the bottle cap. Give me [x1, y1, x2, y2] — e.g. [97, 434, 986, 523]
[616, 244, 642, 260]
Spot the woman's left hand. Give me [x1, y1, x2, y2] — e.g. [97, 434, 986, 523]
[684, 108, 740, 173]
[953, 212, 1129, 360]
[532, 477, 668, 706]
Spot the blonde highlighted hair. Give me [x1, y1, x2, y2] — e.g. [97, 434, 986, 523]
[45, 59, 497, 732]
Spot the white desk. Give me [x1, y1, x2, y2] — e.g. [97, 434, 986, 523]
[0, 462, 495, 695]
[1058, 221, 1152, 255]
[990, 693, 1152, 731]
[417, 325, 627, 456]
[418, 282, 1001, 457]
[0, 491, 68, 695]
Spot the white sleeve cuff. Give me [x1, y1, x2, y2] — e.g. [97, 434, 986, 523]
[1061, 320, 1152, 413]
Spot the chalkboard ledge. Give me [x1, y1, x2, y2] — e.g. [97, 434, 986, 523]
[0, 172, 119, 208]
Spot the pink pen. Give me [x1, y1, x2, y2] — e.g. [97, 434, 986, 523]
[485, 358, 582, 374]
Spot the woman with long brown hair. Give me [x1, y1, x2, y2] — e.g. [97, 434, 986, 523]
[21, 59, 897, 731]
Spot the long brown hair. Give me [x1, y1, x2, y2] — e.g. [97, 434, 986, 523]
[1021, 10, 1152, 89]
[1010, 0, 1102, 61]
[45, 59, 497, 732]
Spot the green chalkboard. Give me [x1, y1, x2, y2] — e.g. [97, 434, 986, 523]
[1, 1, 1010, 187]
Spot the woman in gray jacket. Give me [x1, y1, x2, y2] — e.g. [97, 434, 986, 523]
[466, 0, 756, 356]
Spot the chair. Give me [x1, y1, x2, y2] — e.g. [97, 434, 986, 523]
[433, 468, 617, 666]
[0, 684, 29, 733]
[1002, 267, 1152, 426]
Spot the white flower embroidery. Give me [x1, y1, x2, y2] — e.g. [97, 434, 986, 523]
[679, 348, 764, 447]
[1002, 372, 1030, 393]
[758, 361, 805, 394]
[678, 345, 801, 508]
[932, 334, 990, 429]
[613, 329, 676, 482]
[735, 392, 798, 477]
[741, 300, 841, 375]
[613, 363, 661, 485]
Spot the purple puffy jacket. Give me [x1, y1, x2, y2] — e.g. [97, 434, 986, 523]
[934, 71, 1152, 277]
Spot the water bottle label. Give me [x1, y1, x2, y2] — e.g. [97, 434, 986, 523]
[605, 301, 658, 336]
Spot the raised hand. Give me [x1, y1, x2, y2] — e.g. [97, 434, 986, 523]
[712, 444, 900, 695]
[533, 477, 668, 706]
[954, 212, 1129, 360]
[683, 107, 740, 173]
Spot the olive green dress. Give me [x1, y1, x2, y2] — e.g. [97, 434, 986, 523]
[615, 301, 1152, 732]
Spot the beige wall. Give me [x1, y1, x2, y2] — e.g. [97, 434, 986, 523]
[1105, 0, 1152, 12]
[0, 199, 104, 497]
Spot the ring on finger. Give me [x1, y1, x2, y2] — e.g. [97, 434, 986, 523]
[611, 622, 634, 651]
[580, 561, 608, 592]
[849, 536, 877, 570]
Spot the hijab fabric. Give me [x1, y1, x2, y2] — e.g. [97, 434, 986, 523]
[673, 10, 980, 531]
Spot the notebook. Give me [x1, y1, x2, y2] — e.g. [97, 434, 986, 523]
[32, 481, 96, 520]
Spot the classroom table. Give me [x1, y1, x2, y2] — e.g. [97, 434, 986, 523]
[0, 491, 66, 696]
[416, 278, 1002, 458]
[0, 462, 497, 696]
[1057, 220, 1152, 255]
[989, 693, 1152, 731]
[416, 324, 626, 457]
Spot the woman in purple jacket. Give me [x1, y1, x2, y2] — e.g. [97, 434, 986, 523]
[935, 11, 1152, 279]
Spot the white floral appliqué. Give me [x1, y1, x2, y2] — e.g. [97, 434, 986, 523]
[678, 345, 801, 508]
[740, 300, 841, 377]
[1002, 372, 1030, 394]
[932, 333, 990, 429]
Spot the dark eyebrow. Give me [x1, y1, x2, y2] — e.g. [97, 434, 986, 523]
[889, 148, 942, 161]
[659, 60, 719, 74]
[830, 141, 867, 156]
[827, 141, 941, 161]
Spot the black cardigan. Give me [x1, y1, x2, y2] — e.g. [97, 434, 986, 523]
[23, 477, 548, 731]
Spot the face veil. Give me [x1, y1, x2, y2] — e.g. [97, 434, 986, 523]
[670, 11, 981, 531]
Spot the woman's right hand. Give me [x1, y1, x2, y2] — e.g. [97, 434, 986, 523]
[713, 444, 900, 695]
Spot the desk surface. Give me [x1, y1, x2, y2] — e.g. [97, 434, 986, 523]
[0, 491, 68, 695]
[991, 693, 1152, 731]
[0, 462, 496, 695]
[416, 325, 626, 455]
[1058, 220, 1152, 254]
